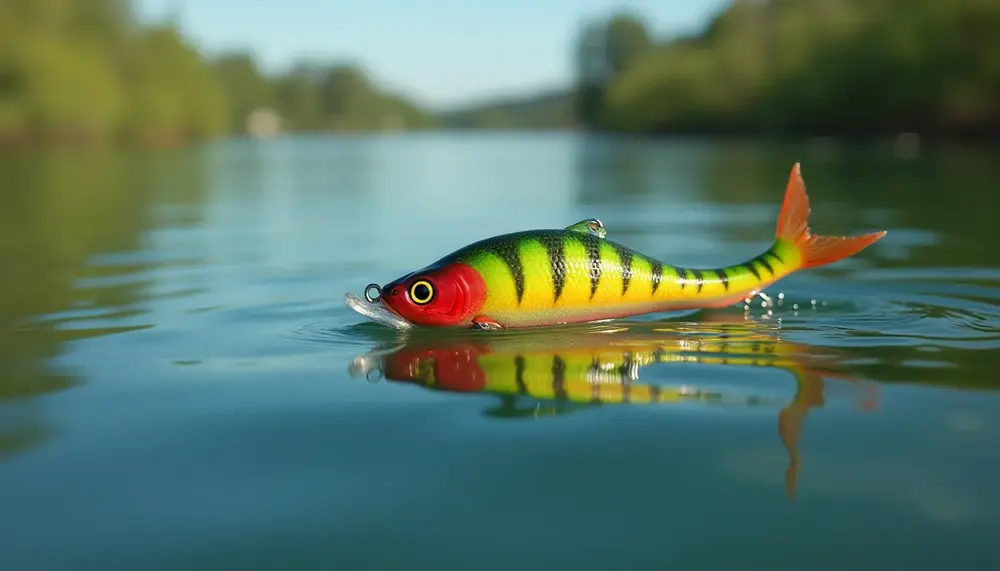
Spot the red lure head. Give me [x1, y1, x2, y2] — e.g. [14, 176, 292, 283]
[378, 262, 486, 327]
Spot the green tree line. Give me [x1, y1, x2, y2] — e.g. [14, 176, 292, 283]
[576, 0, 1000, 138]
[4, 0, 995, 145]
[0, 0, 435, 148]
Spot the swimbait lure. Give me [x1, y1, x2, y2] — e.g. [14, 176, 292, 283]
[352, 163, 886, 330]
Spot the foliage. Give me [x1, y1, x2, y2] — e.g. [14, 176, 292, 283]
[577, 0, 1000, 137]
[4, 0, 994, 143]
[253, 62, 437, 132]
[0, 0, 435, 148]
[439, 89, 576, 130]
[605, 13, 653, 75]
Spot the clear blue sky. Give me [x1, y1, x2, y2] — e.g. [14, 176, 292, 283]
[134, 0, 730, 110]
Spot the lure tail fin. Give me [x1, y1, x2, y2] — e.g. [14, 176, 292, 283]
[776, 163, 886, 270]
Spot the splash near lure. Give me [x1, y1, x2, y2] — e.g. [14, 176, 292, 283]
[347, 163, 887, 330]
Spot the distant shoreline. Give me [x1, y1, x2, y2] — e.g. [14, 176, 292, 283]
[2, 128, 996, 154]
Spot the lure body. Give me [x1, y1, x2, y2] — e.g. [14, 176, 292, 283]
[375, 163, 886, 329]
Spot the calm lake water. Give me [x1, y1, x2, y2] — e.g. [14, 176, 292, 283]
[1, 133, 998, 570]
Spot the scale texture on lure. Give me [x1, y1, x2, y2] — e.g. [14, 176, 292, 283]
[361, 163, 887, 330]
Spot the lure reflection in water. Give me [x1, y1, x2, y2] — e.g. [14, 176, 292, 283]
[348, 313, 877, 499]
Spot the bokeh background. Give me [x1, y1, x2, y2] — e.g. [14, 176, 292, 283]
[1, 2, 999, 570]
[2, 0, 996, 143]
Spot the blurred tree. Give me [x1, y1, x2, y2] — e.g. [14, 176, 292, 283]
[269, 61, 436, 132]
[213, 53, 274, 135]
[380, 92, 438, 129]
[441, 89, 573, 130]
[572, 21, 611, 128]
[274, 64, 325, 131]
[591, 0, 1000, 138]
[606, 14, 653, 75]
[320, 65, 377, 129]
[120, 25, 228, 144]
[573, 12, 653, 129]
[0, 0, 128, 144]
[0, 0, 435, 148]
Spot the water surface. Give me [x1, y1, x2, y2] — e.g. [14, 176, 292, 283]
[1, 133, 998, 570]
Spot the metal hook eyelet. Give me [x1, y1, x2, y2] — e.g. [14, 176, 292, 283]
[364, 283, 382, 303]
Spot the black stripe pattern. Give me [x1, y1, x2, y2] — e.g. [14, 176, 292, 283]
[668, 266, 734, 292]
[717, 268, 730, 291]
[538, 235, 567, 303]
[611, 244, 634, 296]
[485, 239, 525, 304]
[651, 263, 663, 295]
[740, 249, 783, 282]
[579, 234, 602, 300]
[764, 252, 784, 273]
[756, 255, 775, 277]
[690, 269, 705, 293]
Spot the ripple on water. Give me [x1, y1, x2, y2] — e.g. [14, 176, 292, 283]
[783, 302, 998, 345]
[284, 321, 403, 348]
[734, 275, 1000, 351]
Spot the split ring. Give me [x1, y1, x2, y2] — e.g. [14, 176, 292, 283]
[364, 283, 382, 303]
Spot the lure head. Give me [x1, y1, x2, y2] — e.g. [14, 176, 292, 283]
[377, 262, 487, 327]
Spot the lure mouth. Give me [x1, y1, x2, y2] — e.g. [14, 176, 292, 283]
[344, 285, 414, 330]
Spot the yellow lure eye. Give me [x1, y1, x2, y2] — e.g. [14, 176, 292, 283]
[409, 280, 434, 305]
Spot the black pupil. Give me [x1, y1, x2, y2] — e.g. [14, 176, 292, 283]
[413, 283, 430, 300]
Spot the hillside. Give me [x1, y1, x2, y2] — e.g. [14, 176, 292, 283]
[437, 88, 576, 130]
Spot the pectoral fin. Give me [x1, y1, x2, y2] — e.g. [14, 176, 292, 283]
[472, 316, 503, 330]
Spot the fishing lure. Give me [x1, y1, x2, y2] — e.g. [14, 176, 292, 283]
[348, 163, 886, 330]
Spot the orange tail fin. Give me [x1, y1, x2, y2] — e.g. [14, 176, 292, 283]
[776, 163, 886, 270]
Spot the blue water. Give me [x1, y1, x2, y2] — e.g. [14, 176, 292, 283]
[1, 133, 998, 570]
